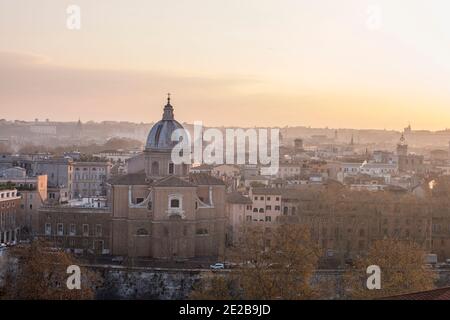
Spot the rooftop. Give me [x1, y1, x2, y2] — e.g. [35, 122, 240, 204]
[226, 192, 252, 204]
[152, 175, 196, 188]
[108, 172, 150, 185]
[189, 173, 225, 186]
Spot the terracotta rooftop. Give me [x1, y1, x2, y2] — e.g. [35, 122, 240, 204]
[107, 172, 150, 185]
[226, 192, 252, 204]
[189, 173, 225, 186]
[251, 188, 283, 196]
[152, 175, 196, 188]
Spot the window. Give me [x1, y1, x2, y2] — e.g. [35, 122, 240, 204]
[259, 208, 264, 213]
[253, 208, 258, 213]
[266, 205, 271, 211]
[275, 206, 280, 211]
[267, 197, 271, 201]
[168, 162, 175, 175]
[265, 216, 272, 222]
[57, 223, 64, 236]
[196, 228, 208, 235]
[82, 224, 89, 236]
[136, 228, 149, 236]
[170, 199, 180, 208]
[168, 194, 183, 216]
[70, 224, 76, 236]
[246, 215, 252, 222]
[45, 223, 51, 235]
[96, 224, 102, 237]
[136, 197, 144, 204]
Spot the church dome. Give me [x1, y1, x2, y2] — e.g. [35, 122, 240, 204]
[145, 95, 184, 151]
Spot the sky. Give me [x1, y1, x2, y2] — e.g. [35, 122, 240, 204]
[1, 0, 450, 130]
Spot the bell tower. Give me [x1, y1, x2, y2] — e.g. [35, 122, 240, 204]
[397, 132, 408, 157]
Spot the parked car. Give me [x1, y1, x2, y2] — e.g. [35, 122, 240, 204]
[210, 263, 225, 270]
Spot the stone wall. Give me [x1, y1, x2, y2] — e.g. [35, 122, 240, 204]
[93, 266, 450, 300]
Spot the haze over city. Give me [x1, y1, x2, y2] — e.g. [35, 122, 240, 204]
[1, 0, 450, 130]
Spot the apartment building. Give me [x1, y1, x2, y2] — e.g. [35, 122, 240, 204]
[72, 161, 111, 198]
[0, 188, 21, 244]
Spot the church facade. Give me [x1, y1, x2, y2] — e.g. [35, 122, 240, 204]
[109, 97, 226, 259]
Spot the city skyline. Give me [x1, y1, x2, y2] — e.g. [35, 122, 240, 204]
[2, 0, 450, 130]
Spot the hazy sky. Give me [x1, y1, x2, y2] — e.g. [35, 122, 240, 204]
[1, 0, 450, 130]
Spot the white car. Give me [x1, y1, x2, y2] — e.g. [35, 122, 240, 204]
[210, 263, 225, 270]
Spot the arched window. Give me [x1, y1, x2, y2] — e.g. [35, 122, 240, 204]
[253, 208, 258, 213]
[259, 208, 264, 213]
[151, 161, 159, 175]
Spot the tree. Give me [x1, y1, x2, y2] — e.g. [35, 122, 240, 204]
[189, 223, 320, 300]
[216, 223, 318, 300]
[0, 240, 102, 300]
[344, 239, 436, 299]
[189, 276, 237, 300]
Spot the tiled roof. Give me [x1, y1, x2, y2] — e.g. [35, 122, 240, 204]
[381, 287, 450, 300]
[189, 173, 225, 186]
[152, 175, 196, 188]
[251, 188, 283, 195]
[107, 172, 150, 185]
[226, 192, 252, 204]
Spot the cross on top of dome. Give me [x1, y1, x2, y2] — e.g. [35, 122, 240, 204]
[163, 93, 174, 120]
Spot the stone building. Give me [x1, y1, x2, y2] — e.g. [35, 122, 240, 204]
[34, 158, 74, 198]
[225, 192, 252, 245]
[72, 161, 111, 197]
[38, 202, 111, 255]
[0, 175, 48, 236]
[0, 188, 21, 244]
[297, 190, 432, 261]
[227, 184, 436, 263]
